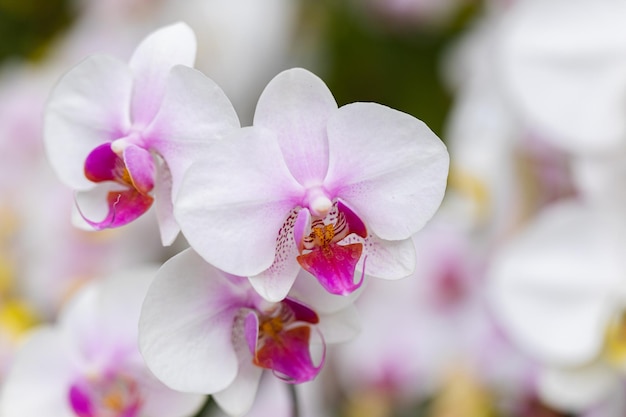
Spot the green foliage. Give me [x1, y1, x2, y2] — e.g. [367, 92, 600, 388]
[315, 0, 479, 138]
[0, 0, 73, 62]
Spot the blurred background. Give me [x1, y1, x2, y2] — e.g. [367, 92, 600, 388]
[2, 0, 624, 416]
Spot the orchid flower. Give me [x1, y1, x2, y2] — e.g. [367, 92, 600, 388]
[174, 67, 449, 301]
[44, 22, 239, 245]
[488, 200, 626, 413]
[138, 248, 360, 417]
[0, 266, 205, 417]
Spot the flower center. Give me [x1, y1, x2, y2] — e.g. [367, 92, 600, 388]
[79, 142, 156, 229]
[246, 299, 323, 384]
[114, 158, 133, 187]
[307, 223, 336, 255]
[304, 187, 332, 218]
[296, 200, 368, 295]
[259, 314, 285, 339]
[68, 373, 143, 417]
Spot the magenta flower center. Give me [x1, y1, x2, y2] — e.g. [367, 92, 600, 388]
[68, 373, 143, 417]
[79, 142, 155, 229]
[248, 299, 323, 384]
[296, 201, 368, 295]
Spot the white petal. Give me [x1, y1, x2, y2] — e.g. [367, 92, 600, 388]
[174, 127, 304, 277]
[95, 265, 158, 349]
[153, 161, 180, 246]
[1, 327, 77, 417]
[58, 282, 101, 357]
[325, 102, 449, 240]
[570, 151, 626, 211]
[488, 200, 622, 365]
[213, 343, 263, 417]
[147, 65, 240, 206]
[138, 370, 206, 417]
[44, 54, 133, 190]
[57, 266, 157, 365]
[128, 22, 196, 125]
[317, 305, 361, 345]
[254, 68, 337, 185]
[360, 235, 416, 280]
[538, 364, 621, 412]
[209, 374, 292, 417]
[497, 0, 626, 152]
[139, 249, 247, 393]
[289, 270, 361, 315]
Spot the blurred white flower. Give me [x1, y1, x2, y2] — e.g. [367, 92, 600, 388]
[444, 13, 575, 239]
[496, 0, 626, 153]
[488, 200, 626, 412]
[0, 266, 205, 417]
[333, 213, 532, 411]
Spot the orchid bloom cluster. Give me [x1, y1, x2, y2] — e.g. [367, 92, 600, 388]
[31, 21, 449, 417]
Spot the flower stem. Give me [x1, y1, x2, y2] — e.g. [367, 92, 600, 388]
[288, 383, 300, 417]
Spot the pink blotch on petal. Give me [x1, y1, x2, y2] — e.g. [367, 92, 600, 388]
[68, 375, 142, 417]
[248, 300, 324, 383]
[296, 201, 368, 295]
[244, 312, 260, 355]
[283, 298, 319, 325]
[254, 325, 322, 384]
[297, 243, 365, 295]
[69, 384, 93, 417]
[81, 141, 155, 229]
[337, 199, 367, 239]
[84, 143, 119, 183]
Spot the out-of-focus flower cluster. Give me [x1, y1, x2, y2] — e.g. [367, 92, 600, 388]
[0, 0, 624, 416]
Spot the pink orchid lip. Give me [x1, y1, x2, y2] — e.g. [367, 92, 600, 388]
[68, 373, 143, 417]
[296, 199, 368, 295]
[244, 298, 325, 384]
[80, 142, 155, 229]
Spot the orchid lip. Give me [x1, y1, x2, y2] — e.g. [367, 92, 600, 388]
[295, 200, 368, 295]
[80, 141, 156, 229]
[244, 299, 325, 384]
